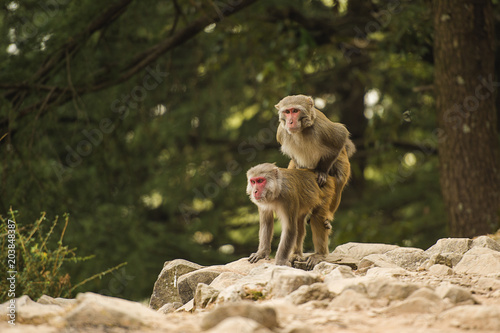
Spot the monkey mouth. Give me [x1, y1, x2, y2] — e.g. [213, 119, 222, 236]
[287, 127, 301, 134]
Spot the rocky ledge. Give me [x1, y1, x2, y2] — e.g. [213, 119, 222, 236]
[2, 236, 500, 333]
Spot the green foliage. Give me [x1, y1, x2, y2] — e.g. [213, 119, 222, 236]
[0, 209, 125, 302]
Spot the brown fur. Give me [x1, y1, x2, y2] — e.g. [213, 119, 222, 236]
[246, 163, 335, 268]
[276, 95, 354, 233]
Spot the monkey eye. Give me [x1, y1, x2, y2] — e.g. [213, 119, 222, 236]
[292, 109, 299, 113]
[283, 110, 290, 114]
[250, 180, 255, 184]
[257, 179, 264, 184]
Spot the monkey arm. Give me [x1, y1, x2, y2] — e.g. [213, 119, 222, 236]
[249, 208, 274, 263]
[314, 154, 337, 187]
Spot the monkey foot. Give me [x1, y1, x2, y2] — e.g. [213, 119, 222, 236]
[305, 254, 327, 270]
[289, 254, 305, 265]
[248, 252, 269, 264]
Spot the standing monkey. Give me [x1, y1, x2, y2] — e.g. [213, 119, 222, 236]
[246, 163, 335, 268]
[276, 94, 355, 217]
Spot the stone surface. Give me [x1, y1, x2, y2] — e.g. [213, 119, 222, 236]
[286, 282, 334, 305]
[5, 237, 500, 333]
[177, 268, 223, 304]
[472, 235, 500, 251]
[201, 302, 278, 330]
[438, 305, 500, 330]
[193, 283, 219, 309]
[454, 247, 500, 275]
[267, 266, 321, 297]
[149, 259, 203, 309]
[425, 238, 472, 256]
[332, 242, 399, 261]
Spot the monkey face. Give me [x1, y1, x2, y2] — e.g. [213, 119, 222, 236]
[248, 176, 267, 201]
[275, 95, 316, 134]
[280, 108, 305, 133]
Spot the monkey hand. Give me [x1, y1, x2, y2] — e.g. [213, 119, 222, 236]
[249, 251, 269, 263]
[315, 171, 328, 187]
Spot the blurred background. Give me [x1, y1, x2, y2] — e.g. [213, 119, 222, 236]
[1, 0, 499, 301]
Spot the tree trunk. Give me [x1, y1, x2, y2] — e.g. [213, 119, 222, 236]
[434, 0, 500, 237]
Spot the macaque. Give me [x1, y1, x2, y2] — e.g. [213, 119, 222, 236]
[276, 94, 355, 215]
[246, 163, 335, 269]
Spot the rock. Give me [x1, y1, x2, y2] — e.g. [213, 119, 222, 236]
[428, 264, 453, 276]
[286, 283, 334, 305]
[267, 266, 321, 298]
[157, 302, 182, 314]
[63, 292, 165, 329]
[323, 253, 359, 269]
[425, 238, 472, 256]
[36, 295, 77, 308]
[408, 287, 443, 304]
[384, 297, 444, 314]
[365, 267, 409, 278]
[224, 257, 266, 275]
[201, 302, 278, 330]
[476, 277, 500, 293]
[206, 316, 273, 333]
[311, 262, 340, 276]
[323, 265, 355, 280]
[177, 268, 223, 304]
[5, 295, 67, 325]
[365, 278, 420, 301]
[210, 272, 245, 290]
[435, 283, 476, 304]
[329, 289, 371, 310]
[384, 247, 428, 270]
[472, 235, 500, 251]
[325, 276, 369, 295]
[454, 247, 500, 275]
[358, 253, 400, 270]
[438, 305, 500, 330]
[332, 242, 399, 261]
[194, 283, 220, 309]
[423, 252, 463, 268]
[149, 259, 203, 310]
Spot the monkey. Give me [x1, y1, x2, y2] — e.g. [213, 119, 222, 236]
[275, 94, 355, 219]
[246, 163, 335, 269]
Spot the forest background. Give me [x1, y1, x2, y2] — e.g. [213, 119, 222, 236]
[1, 0, 499, 301]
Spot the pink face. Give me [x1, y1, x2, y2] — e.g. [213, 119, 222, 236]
[282, 108, 301, 132]
[249, 176, 267, 200]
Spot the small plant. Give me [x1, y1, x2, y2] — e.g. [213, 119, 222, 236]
[0, 208, 126, 302]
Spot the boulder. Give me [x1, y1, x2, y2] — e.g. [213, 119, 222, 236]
[201, 302, 278, 330]
[329, 289, 371, 310]
[428, 264, 453, 276]
[438, 305, 500, 330]
[177, 268, 223, 304]
[63, 292, 165, 329]
[36, 295, 77, 308]
[384, 247, 428, 270]
[5, 295, 67, 325]
[472, 235, 500, 251]
[358, 253, 400, 270]
[267, 266, 322, 297]
[157, 302, 182, 314]
[286, 283, 334, 305]
[206, 317, 273, 333]
[365, 267, 409, 278]
[323, 265, 355, 281]
[194, 283, 220, 309]
[435, 283, 476, 304]
[332, 242, 399, 261]
[454, 247, 500, 275]
[311, 262, 340, 276]
[149, 259, 203, 309]
[425, 238, 472, 256]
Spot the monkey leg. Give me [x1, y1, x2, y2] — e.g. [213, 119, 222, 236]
[249, 209, 274, 263]
[289, 214, 307, 264]
[275, 218, 297, 266]
[306, 211, 332, 270]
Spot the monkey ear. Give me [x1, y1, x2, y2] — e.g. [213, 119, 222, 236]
[274, 104, 280, 110]
[307, 96, 314, 107]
